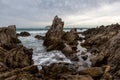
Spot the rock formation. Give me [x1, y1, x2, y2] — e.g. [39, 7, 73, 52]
[1, 17, 120, 80]
[35, 35, 45, 40]
[43, 16, 79, 59]
[0, 25, 21, 50]
[81, 23, 120, 79]
[0, 25, 39, 80]
[17, 31, 31, 37]
[43, 16, 64, 47]
[39, 62, 94, 80]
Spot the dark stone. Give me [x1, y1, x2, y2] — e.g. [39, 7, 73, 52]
[70, 54, 79, 61]
[81, 55, 88, 61]
[18, 31, 31, 37]
[40, 62, 78, 79]
[79, 67, 104, 77]
[4, 46, 33, 68]
[0, 25, 21, 48]
[35, 35, 45, 40]
[0, 65, 39, 80]
[0, 62, 8, 72]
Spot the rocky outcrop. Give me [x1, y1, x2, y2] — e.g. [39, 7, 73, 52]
[40, 62, 77, 79]
[79, 67, 104, 77]
[17, 31, 31, 37]
[82, 23, 120, 79]
[43, 16, 79, 59]
[0, 25, 39, 80]
[39, 62, 95, 80]
[35, 35, 45, 40]
[43, 15, 64, 48]
[0, 65, 39, 80]
[5, 46, 33, 68]
[0, 25, 21, 50]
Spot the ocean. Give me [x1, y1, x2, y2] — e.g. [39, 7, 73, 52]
[17, 28, 91, 70]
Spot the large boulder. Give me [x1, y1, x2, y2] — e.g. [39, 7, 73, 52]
[61, 28, 79, 55]
[17, 31, 31, 37]
[35, 35, 45, 40]
[39, 62, 78, 79]
[0, 25, 21, 50]
[4, 46, 33, 68]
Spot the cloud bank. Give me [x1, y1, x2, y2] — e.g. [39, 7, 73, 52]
[0, 0, 120, 28]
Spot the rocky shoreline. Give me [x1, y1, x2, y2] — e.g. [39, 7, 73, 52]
[0, 25, 40, 80]
[0, 16, 120, 80]
[81, 23, 120, 79]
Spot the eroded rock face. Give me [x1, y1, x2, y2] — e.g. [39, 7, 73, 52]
[39, 62, 78, 79]
[39, 62, 97, 80]
[43, 16, 64, 47]
[0, 25, 39, 80]
[0, 25, 21, 50]
[82, 23, 120, 79]
[43, 16, 79, 59]
[5, 46, 33, 68]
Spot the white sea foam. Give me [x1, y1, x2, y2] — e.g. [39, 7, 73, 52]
[18, 35, 71, 70]
[76, 41, 91, 71]
[18, 28, 91, 70]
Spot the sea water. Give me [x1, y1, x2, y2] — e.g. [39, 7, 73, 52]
[17, 28, 91, 70]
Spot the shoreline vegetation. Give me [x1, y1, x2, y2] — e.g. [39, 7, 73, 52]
[0, 16, 120, 80]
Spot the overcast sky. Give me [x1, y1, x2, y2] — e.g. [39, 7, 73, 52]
[0, 0, 120, 28]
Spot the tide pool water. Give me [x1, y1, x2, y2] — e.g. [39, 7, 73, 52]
[17, 28, 91, 70]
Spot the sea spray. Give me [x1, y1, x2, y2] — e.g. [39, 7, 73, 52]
[18, 28, 91, 70]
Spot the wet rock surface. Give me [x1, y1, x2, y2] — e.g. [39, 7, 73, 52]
[17, 31, 31, 37]
[35, 35, 45, 40]
[82, 23, 120, 79]
[39, 62, 78, 79]
[0, 25, 39, 80]
[43, 16, 79, 60]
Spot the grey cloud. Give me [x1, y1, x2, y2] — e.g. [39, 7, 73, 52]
[0, 0, 120, 27]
